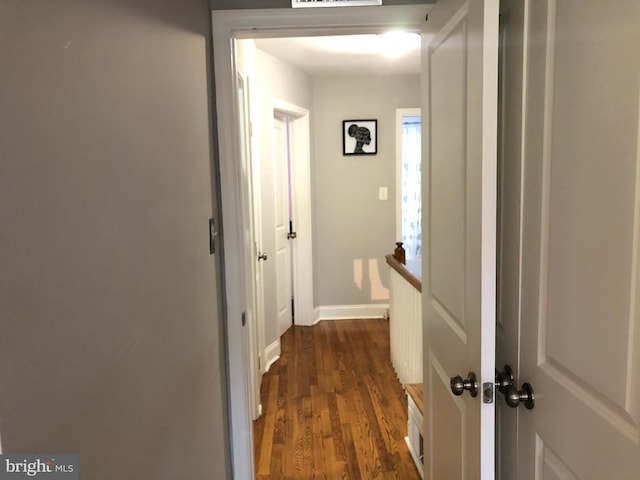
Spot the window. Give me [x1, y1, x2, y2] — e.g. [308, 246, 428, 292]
[396, 109, 421, 260]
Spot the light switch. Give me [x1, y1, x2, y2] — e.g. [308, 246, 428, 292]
[379, 187, 388, 201]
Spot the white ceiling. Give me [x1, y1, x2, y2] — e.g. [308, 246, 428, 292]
[254, 34, 421, 76]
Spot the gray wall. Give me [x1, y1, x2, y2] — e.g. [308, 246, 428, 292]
[312, 74, 420, 307]
[0, 1, 230, 479]
[212, 0, 434, 9]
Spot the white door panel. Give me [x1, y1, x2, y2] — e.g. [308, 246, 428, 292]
[430, 353, 466, 479]
[430, 16, 466, 329]
[273, 116, 292, 336]
[422, 1, 499, 478]
[519, 1, 640, 478]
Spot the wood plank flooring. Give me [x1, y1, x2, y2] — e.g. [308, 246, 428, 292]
[253, 319, 421, 479]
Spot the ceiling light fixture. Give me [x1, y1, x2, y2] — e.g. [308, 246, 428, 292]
[379, 31, 421, 58]
[303, 32, 420, 58]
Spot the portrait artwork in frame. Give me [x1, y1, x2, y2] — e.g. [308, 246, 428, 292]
[292, 0, 382, 8]
[343, 119, 377, 156]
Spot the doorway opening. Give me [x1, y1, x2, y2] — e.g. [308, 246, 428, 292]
[272, 111, 295, 335]
[276, 113, 297, 326]
[212, 6, 431, 479]
[244, 31, 423, 476]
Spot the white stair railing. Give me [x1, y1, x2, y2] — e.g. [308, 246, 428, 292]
[389, 267, 422, 385]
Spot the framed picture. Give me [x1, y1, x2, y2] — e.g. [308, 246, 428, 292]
[292, 0, 382, 8]
[343, 119, 377, 156]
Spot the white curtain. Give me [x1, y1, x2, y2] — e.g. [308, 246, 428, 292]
[401, 119, 421, 260]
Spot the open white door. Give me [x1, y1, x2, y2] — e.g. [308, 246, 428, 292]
[516, 1, 640, 478]
[237, 74, 262, 421]
[421, 0, 499, 478]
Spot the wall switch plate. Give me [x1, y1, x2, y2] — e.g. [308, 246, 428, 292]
[379, 186, 388, 201]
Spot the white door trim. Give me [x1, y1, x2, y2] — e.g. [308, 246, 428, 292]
[211, 6, 434, 479]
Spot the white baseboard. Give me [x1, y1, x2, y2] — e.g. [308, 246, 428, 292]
[264, 339, 281, 373]
[313, 304, 390, 324]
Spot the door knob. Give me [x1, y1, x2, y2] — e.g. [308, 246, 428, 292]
[495, 365, 514, 394]
[257, 252, 268, 261]
[504, 382, 535, 409]
[450, 372, 478, 397]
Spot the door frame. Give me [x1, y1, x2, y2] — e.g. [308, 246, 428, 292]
[495, 1, 527, 477]
[211, 5, 434, 479]
[271, 99, 314, 329]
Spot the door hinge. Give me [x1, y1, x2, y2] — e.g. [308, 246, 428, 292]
[241, 311, 246, 327]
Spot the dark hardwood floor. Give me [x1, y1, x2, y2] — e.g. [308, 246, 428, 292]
[253, 319, 421, 479]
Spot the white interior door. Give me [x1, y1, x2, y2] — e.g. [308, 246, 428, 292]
[421, 0, 499, 478]
[517, 1, 640, 478]
[237, 74, 262, 421]
[273, 115, 293, 336]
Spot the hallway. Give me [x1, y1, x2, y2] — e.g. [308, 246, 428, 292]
[253, 319, 420, 479]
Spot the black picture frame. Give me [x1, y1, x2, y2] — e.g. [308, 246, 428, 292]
[343, 119, 377, 156]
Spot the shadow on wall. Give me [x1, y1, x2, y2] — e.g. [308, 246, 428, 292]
[353, 259, 389, 301]
[108, 0, 211, 34]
